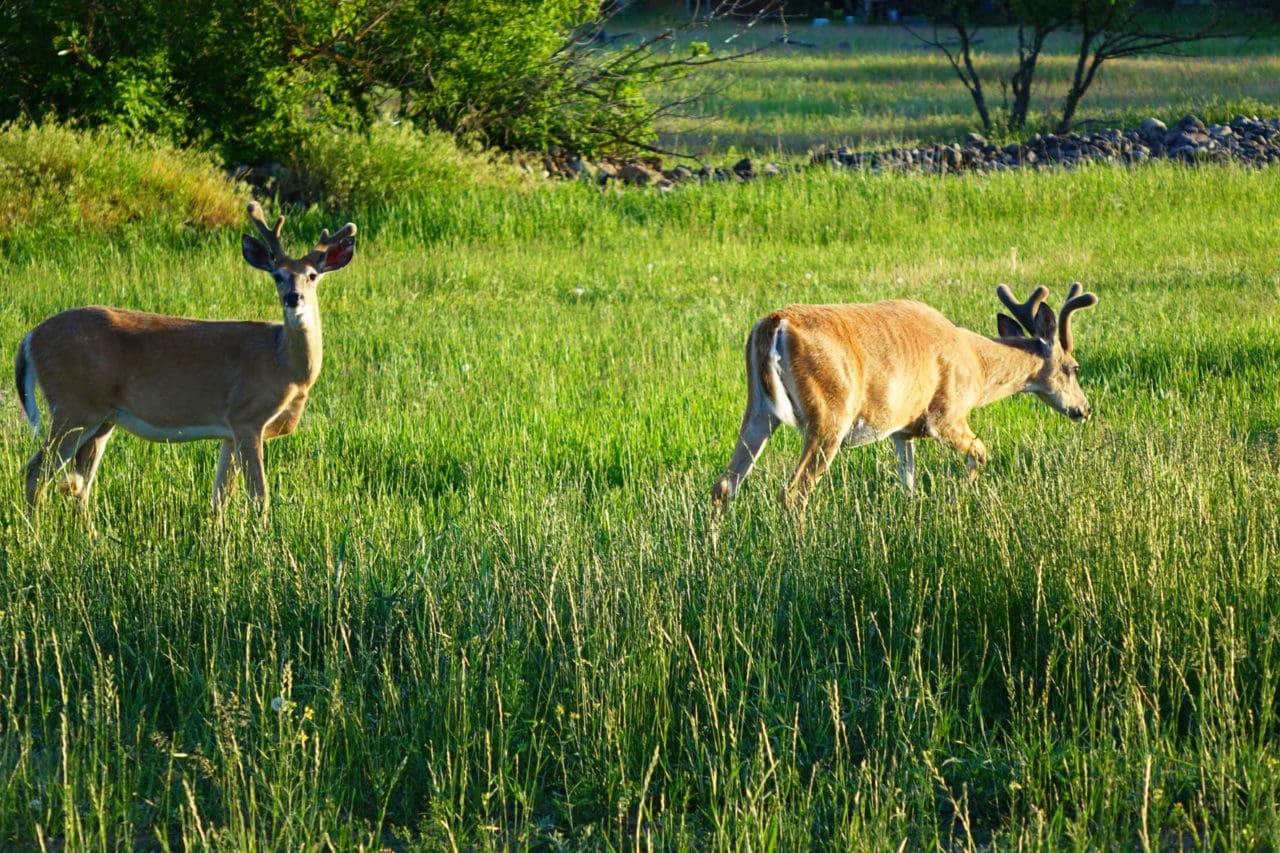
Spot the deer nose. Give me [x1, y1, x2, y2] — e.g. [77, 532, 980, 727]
[283, 292, 302, 309]
[1068, 404, 1090, 422]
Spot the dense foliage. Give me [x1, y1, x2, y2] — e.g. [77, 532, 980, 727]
[0, 0, 665, 162]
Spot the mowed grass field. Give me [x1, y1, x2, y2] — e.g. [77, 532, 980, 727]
[3, 20, 1280, 851]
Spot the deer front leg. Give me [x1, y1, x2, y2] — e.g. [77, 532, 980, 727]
[212, 439, 240, 510]
[232, 431, 269, 515]
[892, 436, 917, 494]
[964, 438, 988, 483]
[264, 393, 307, 439]
[933, 419, 988, 484]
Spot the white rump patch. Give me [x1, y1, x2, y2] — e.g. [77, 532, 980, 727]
[764, 319, 800, 429]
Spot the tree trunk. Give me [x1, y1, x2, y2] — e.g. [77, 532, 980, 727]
[958, 29, 992, 132]
[1006, 24, 1043, 131]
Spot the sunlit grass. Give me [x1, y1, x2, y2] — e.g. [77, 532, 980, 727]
[3, 17, 1280, 844]
[646, 19, 1280, 154]
[3, 160, 1280, 847]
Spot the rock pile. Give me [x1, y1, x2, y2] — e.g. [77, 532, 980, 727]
[540, 153, 786, 188]
[540, 114, 1280, 188]
[812, 114, 1280, 174]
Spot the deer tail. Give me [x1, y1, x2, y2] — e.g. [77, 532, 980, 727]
[748, 313, 800, 430]
[14, 332, 40, 433]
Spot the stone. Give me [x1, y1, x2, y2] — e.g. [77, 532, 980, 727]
[617, 163, 658, 185]
[1176, 114, 1207, 132]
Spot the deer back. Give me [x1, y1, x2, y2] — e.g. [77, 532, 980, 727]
[771, 300, 991, 433]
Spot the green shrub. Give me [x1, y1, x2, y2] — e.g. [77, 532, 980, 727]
[0, 0, 660, 162]
[296, 122, 526, 211]
[0, 122, 249, 256]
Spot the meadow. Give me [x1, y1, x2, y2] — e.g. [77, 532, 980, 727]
[650, 13, 1280, 154]
[3, 16, 1280, 851]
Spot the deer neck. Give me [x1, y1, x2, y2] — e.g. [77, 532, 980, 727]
[278, 311, 323, 386]
[972, 333, 1047, 407]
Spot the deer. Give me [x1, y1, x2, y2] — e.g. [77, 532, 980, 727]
[14, 202, 356, 533]
[711, 283, 1099, 520]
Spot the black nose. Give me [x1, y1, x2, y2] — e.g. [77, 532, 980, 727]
[1068, 406, 1090, 422]
[283, 292, 302, 309]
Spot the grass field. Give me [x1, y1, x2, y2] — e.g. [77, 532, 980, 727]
[646, 15, 1280, 155]
[3, 19, 1280, 852]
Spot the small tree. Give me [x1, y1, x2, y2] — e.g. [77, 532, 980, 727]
[1052, 0, 1231, 134]
[904, 0, 997, 131]
[906, 0, 1236, 136]
[1005, 0, 1071, 132]
[332, 0, 776, 155]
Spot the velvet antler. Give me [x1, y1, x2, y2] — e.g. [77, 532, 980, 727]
[1057, 282, 1099, 353]
[995, 284, 1049, 337]
[247, 201, 287, 261]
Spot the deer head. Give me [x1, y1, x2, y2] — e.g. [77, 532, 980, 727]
[996, 283, 1099, 422]
[242, 202, 356, 331]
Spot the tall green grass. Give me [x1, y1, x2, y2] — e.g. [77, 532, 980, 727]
[3, 157, 1280, 848]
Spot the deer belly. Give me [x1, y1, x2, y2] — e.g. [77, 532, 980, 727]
[843, 418, 895, 447]
[112, 410, 233, 442]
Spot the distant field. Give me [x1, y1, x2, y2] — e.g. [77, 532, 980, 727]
[638, 16, 1280, 155]
[3, 20, 1280, 850]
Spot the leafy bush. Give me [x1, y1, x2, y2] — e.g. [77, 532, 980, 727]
[0, 0, 672, 162]
[359, 0, 653, 154]
[296, 122, 527, 210]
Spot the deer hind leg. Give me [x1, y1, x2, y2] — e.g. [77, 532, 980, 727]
[712, 404, 780, 515]
[783, 429, 844, 517]
[26, 420, 105, 535]
[24, 444, 49, 511]
[26, 420, 92, 508]
[67, 423, 113, 505]
[51, 423, 112, 537]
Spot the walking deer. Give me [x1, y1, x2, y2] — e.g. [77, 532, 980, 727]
[711, 284, 1099, 519]
[14, 202, 356, 532]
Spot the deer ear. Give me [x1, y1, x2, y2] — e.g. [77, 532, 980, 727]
[997, 313, 1025, 338]
[1033, 302, 1058, 347]
[320, 238, 355, 272]
[242, 235, 275, 272]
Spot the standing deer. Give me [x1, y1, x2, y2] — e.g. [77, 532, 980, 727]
[711, 284, 1099, 518]
[14, 202, 356, 531]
